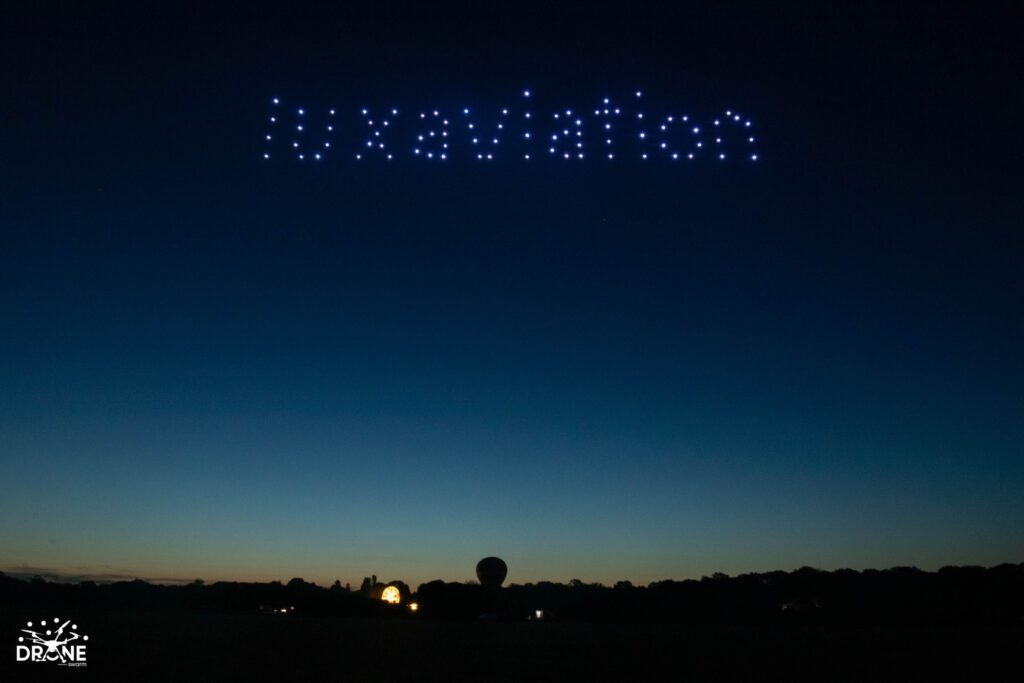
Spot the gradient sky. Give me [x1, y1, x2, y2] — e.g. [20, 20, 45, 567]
[2, 3, 1021, 587]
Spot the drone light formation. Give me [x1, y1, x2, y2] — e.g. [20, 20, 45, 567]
[260, 90, 760, 165]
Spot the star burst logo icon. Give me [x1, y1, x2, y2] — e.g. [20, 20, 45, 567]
[15, 617, 89, 666]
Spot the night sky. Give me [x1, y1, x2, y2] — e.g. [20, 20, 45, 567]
[2, 3, 1021, 587]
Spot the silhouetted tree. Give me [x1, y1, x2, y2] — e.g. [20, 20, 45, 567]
[2, 563, 1021, 625]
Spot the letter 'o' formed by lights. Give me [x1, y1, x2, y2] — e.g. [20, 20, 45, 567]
[381, 585, 401, 604]
[476, 557, 508, 589]
[261, 90, 761, 164]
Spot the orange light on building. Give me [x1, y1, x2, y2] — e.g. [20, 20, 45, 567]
[408, 602, 419, 612]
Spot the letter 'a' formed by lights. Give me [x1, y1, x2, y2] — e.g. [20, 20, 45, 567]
[260, 90, 761, 165]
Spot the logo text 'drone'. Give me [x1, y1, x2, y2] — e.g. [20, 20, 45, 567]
[14, 617, 89, 666]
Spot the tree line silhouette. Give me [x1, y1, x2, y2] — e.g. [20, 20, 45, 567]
[3, 564, 1022, 624]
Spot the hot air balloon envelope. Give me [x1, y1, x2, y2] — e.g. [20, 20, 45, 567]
[476, 557, 508, 588]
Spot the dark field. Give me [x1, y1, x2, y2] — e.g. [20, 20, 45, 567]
[4, 609, 1021, 682]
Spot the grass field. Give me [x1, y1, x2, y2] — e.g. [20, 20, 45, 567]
[4, 609, 1021, 681]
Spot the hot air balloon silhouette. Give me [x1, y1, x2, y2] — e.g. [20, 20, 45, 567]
[476, 557, 508, 589]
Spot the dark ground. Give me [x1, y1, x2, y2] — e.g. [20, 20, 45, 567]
[3, 609, 1021, 681]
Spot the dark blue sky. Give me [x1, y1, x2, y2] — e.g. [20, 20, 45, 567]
[1, 3, 1021, 586]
